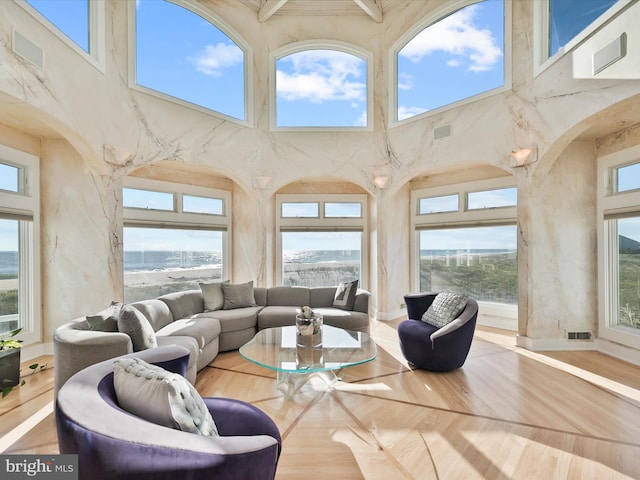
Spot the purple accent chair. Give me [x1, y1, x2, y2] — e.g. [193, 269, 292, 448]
[398, 292, 478, 371]
[55, 345, 281, 480]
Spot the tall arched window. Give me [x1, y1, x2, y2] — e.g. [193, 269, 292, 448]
[273, 43, 370, 129]
[134, 0, 246, 121]
[395, 0, 505, 122]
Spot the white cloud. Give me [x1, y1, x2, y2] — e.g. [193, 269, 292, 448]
[398, 106, 428, 121]
[189, 43, 243, 76]
[397, 73, 413, 91]
[277, 50, 366, 103]
[354, 110, 367, 127]
[399, 4, 502, 72]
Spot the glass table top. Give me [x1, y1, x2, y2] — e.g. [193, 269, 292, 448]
[239, 325, 377, 374]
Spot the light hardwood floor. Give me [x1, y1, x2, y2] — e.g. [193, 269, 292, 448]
[2, 320, 640, 479]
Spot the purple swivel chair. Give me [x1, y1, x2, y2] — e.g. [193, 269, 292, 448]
[398, 292, 478, 371]
[55, 345, 281, 480]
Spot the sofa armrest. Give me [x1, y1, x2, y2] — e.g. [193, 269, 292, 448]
[403, 292, 438, 320]
[353, 289, 370, 314]
[53, 323, 133, 395]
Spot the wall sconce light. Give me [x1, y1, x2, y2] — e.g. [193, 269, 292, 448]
[373, 175, 390, 189]
[509, 145, 538, 167]
[252, 176, 272, 189]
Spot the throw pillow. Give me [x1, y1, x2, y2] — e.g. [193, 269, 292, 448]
[85, 301, 123, 331]
[117, 304, 158, 351]
[332, 280, 359, 311]
[421, 291, 469, 328]
[113, 357, 218, 436]
[222, 281, 257, 310]
[199, 280, 229, 311]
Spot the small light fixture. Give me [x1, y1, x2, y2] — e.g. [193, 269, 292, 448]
[252, 176, 272, 189]
[509, 145, 538, 167]
[373, 175, 390, 189]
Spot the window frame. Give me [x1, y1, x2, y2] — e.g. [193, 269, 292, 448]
[15, 0, 106, 72]
[275, 194, 368, 288]
[128, 0, 253, 126]
[411, 177, 517, 326]
[597, 143, 640, 351]
[0, 144, 41, 346]
[123, 177, 231, 283]
[533, 0, 630, 76]
[270, 40, 373, 132]
[390, 0, 512, 127]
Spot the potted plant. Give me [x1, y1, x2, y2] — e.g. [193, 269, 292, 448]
[0, 328, 46, 398]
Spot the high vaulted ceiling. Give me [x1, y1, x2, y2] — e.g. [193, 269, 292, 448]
[237, 0, 405, 23]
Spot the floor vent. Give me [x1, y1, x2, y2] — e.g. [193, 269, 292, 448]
[568, 331, 592, 340]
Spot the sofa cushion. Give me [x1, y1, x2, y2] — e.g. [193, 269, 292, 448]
[267, 286, 310, 307]
[129, 299, 174, 332]
[309, 287, 338, 308]
[85, 301, 122, 332]
[421, 291, 469, 328]
[195, 306, 261, 333]
[333, 280, 358, 310]
[222, 281, 257, 310]
[158, 290, 204, 320]
[156, 317, 221, 349]
[113, 357, 218, 436]
[117, 305, 157, 351]
[199, 280, 229, 312]
[257, 306, 299, 329]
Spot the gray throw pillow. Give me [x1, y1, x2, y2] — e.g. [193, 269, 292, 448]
[117, 304, 158, 351]
[421, 291, 469, 328]
[199, 280, 229, 311]
[85, 301, 122, 331]
[222, 281, 257, 310]
[333, 280, 358, 310]
[113, 357, 218, 436]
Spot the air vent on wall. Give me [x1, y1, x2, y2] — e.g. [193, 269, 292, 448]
[433, 124, 451, 140]
[593, 32, 626, 75]
[567, 331, 592, 341]
[12, 30, 44, 69]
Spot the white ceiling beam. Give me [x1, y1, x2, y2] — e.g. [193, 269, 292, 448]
[258, 0, 289, 23]
[353, 0, 383, 23]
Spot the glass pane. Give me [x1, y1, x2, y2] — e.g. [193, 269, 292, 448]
[282, 231, 361, 288]
[276, 49, 367, 127]
[0, 219, 19, 335]
[418, 195, 459, 214]
[467, 187, 517, 209]
[397, 0, 504, 120]
[281, 203, 319, 218]
[549, 0, 617, 57]
[615, 162, 640, 193]
[136, 0, 245, 120]
[419, 225, 517, 304]
[616, 217, 640, 329]
[26, 0, 89, 52]
[0, 163, 19, 193]
[325, 202, 361, 218]
[124, 227, 224, 303]
[123, 188, 174, 211]
[183, 195, 224, 215]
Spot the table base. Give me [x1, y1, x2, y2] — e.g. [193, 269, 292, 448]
[276, 370, 341, 400]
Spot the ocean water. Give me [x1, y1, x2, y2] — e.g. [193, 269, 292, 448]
[0, 251, 17, 275]
[124, 250, 223, 273]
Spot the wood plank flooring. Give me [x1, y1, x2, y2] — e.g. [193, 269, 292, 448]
[2, 320, 640, 479]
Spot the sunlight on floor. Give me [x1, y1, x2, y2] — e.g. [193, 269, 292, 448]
[0, 401, 54, 452]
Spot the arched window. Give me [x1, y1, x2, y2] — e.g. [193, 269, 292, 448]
[395, 0, 505, 122]
[134, 0, 246, 121]
[274, 44, 370, 129]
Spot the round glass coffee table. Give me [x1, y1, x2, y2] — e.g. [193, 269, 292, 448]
[240, 325, 376, 399]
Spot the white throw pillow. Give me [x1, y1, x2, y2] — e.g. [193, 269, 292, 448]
[421, 291, 469, 328]
[113, 357, 218, 436]
[199, 280, 229, 311]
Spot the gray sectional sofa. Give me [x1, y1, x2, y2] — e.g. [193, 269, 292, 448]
[53, 284, 370, 394]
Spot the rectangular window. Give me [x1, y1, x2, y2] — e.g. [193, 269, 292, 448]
[124, 227, 224, 303]
[123, 187, 174, 211]
[0, 163, 20, 193]
[183, 195, 224, 215]
[615, 162, 640, 193]
[0, 219, 19, 335]
[418, 225, 517, 304]
[324, 202, 361, 218]
[418, 194, 459, 215]
[610, 216, 640, 330]
[281, 203, 319, 218]
[467, 187, 517, 210]
[281, 231, 361, 288]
